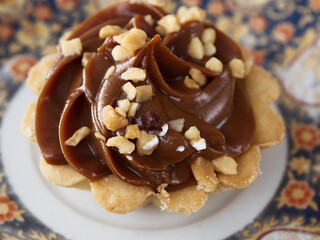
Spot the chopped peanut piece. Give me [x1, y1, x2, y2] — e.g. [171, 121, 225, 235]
[191, 157, 217, 192]
[157, 14, 181, 34]
[184, 126, 201, 140]
[229, 58, 245, 78]
[188, 37, 204, 60]
[189, 68, 207, 87]
[125, 124, 141, 139]
[82, 52, 93, 67]
[135, 85, 153, 102]
[104, 65, 116, 79]
[212, 156, 238, 175]
[158, 123, 169, 136]
[99, 25, 125, 38]
[144, 15, 154, 26]
[117, 99, 130, 113]
[106, 136, 135, 154]
[137, 130, 159, 155]
[65, 126, 91, 146]
[157, 183, 169, 198]
[111, 45, 131, 62]
[114, 28, 147, 54]
[184, 76, 200, 89]
[128, 102, 139, 117]
[155, 25, 165, 36]
[122, 82, 136, 101]
[95, 132, 106, 141]
[168, 118, 185, 132]
[61, 38, 82, 56]
[204, 43, 216, 57]
[101, 105, 128, 131]
[184, 126, 206, 151]
[121, 67, 146, 82]
[115, 107, 126, 117]
[177, 6, 206, 24]
[201, 28, 216, 44]
[190, 138, 206, 151]
[205, 57, 223, 73]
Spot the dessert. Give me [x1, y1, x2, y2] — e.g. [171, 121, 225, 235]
[21, 1, 285, 215]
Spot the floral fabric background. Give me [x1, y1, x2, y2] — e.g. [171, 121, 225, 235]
[1, 0, 320, 239]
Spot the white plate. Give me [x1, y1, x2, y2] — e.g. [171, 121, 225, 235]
[1, 84, 287, 240]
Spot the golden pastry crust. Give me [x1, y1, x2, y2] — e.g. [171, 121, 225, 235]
[21, 4, 284, 215]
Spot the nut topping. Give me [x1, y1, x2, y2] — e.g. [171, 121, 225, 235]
[65, 126, 91, 146]
[137, 130, 159, 155]
[61, 38, 82, 56]
[205, 57, 223, 73]
[121, 67, 146, 82]
[135, 85, 153, 103]
[188, 37, 204, 60]
[99, 25, 126, 38]
[106, 136, 135, 154]
[101, 105, 128, 131]
[229, 58, 245, 79]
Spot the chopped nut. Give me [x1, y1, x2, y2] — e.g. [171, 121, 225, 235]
[81, 52, 92, 67]
[155, 25, 166, 36]
[136, 130, 159, 155]
[212, 156, 238, 175]
[144, 15, 154, 26]
[121, 67, 146, 82]
[185, 126, 206, 151]
[135, 85, 153, 102]
[204, 43, 216, 57]
[189, 68, 207, 87]
[104, 65, 116, 79]
[168, 118, 185, 132]
[184, 76, 200, 89]
[157, 14, 181, 34]
[191, 157, 217, 192]
[111, 45, 132, 62]
[201, 28, 216, 44]
[188, 37, 204, 60]
[176, 146, 185, 152]
[177, 6, 206, 24]
[158, 123, 169, 136]
[114, 28, 147, 54]
[229, 58, 245, 78]
[190, 138, 206, 151]
[115, 107, 126, 117]
[95, 132, 106, 141]
[99, 25, 126, 38]
[101, 105, 128, 131]
[122, 82, 136, 101]
[205, 57, 223, 73]
[106, 136, 135, 154]
[117, 99, 130, 113]
[157, 183, 169, 198]
[128, 102, 139, 117]
[125, 124, 141, 139]
[61, 38, 82, 56]
[65, 126, 91, 146]
[184, 126, 201, 140]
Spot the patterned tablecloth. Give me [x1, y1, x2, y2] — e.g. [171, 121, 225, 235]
[1, 0, 320, 239]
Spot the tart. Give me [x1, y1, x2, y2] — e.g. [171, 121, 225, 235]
[21, 1, 285, 215]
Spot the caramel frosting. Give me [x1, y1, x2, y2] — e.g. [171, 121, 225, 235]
[35, 2, 255, 191]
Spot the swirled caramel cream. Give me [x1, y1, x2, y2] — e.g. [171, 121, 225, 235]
[35, 2, 256, 192]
